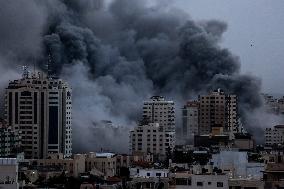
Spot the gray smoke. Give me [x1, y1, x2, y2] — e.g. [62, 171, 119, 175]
[0, 0, 279, 152]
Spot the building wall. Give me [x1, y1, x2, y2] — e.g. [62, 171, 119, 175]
[85, 153, 117, 178]
[174, 173, 228, 189]
[233, 138, 254, 150]
[30, 154, 85, 177]
[142, 96, 175, 132]
[0, 158, 18, 189]
[130, 123, 175, 156]
[198, 89, 237, 135]
[211, 151, 264, 180]
[130, 168, 169, 178]
[182, 101, 199, 141]
[265, 125, 284, 146]
[0, 126, 22, 157]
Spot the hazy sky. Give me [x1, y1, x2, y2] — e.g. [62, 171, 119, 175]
[175, 0, 284, 94]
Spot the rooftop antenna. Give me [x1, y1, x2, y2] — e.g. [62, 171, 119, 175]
[47, 50, 54, 79]
[22, 66, 29, 79]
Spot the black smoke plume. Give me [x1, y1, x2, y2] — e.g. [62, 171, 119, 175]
[0, 0, 273, 152]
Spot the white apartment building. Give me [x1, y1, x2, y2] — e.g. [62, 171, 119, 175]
[182, 101, 199, 141]
[142, 96, 175, 132]
[5, 71, 72, 159]
[265, 125, 284, 146]
[130, 168, 169, 178]
[0, 158, 19, 189]
[130, 123, 175, 156]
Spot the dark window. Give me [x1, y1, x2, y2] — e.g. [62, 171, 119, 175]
[197, 182, 203, 186]
[217, 182, 223, 187]
[21, 91, 31, 96]
[49, 97, 58, 100]
[48, 146, 58, 149]
[176, 178, 187, 185]
[49, 106, 58, 144]
[34, 92, 37, 124]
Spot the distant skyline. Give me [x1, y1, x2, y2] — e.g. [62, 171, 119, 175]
[175, 0, 284, 94]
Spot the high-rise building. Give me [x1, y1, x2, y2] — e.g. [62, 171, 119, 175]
[182, 101, 199, 140]
[198, 89, 237, 135]
[130, 122, 175, 156]
[5, 71, 72, 159]
[142, 96, 175, 132]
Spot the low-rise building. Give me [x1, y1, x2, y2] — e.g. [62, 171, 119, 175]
[229, 179, 264, 189]
[29, 153, 85, 177]
[130, 168, 169, 178]
[263, 163, 284, 189]
[86, 152, 117, 178]
[233, 133, 255, 150]
[0, 158, 19, 189]
[173, 172, 229, 189]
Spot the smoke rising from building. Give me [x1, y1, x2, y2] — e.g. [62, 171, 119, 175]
[0, 0, 280, 152]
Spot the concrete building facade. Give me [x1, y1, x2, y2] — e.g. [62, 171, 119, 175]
[265, 125, 284, 146]
[142, 96, 175, 132]
[198, 89, 237, 135]
[182, 101, 199, 140]
[130, 123, 175, 156]
[174, 172, 229, 189]
[0, 158, 19, 189]
[5, 72, 72, 159]
[0, 126, 22, 157]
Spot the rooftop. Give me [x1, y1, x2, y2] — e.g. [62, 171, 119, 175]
[0, 158, 17, 165]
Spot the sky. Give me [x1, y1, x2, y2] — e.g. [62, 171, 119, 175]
[175, 0, 284, 94]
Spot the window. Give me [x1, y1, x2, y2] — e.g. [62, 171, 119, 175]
[197, 182, 203, 186]
[208, 182, 212, 185]
[217, 182, 223, 187]
[176, 178, 187, 185]
[147, 173, 150, 177]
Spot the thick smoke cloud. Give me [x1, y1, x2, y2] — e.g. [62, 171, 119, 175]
[0, 0, 278, 152]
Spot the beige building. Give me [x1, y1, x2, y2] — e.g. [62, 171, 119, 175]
[29, 153, 85, 177]
[142, 96, 175, 132]
[130, 122, 175, 157]
[29, 152, 117, 178]
[198, 89, 237, 135]
[182, 101, 199, 141]
[5, 71, 72, 159]
[85, 152, 117, 178]
[265, 125, 284, 146]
